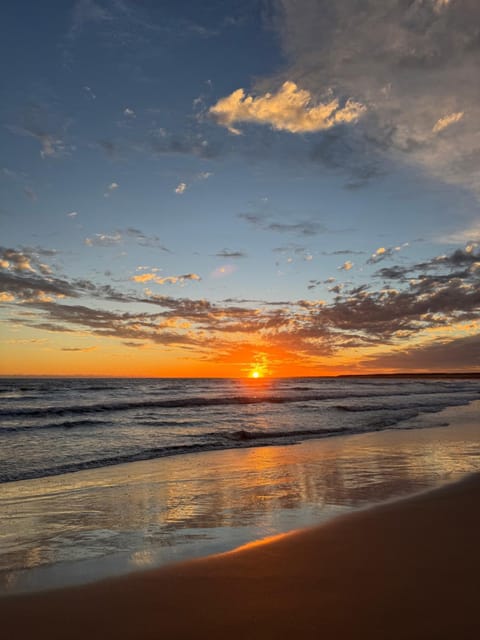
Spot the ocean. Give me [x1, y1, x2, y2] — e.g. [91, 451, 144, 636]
[1, 376, 479, 484]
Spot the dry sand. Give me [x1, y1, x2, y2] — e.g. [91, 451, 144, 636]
[1, 472, 480, 639]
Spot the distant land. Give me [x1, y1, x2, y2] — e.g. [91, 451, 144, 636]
[1, 372, 479, 379]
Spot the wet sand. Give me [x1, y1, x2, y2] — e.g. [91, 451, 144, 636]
[1, 471, 480, 639]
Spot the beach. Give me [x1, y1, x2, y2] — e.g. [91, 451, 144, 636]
[1, 397, 479, 594]
[0, 395, 479, 638]
[1, 469, 480, 639]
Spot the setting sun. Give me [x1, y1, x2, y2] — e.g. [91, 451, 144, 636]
[251, 370, 261, 378]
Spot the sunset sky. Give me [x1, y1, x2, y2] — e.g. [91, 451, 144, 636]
[1, 0, 479, 377]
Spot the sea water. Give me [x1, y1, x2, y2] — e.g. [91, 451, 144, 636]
[1, 376, 479, 483]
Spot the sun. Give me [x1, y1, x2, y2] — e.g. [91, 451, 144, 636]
[245, 353, 269, 379]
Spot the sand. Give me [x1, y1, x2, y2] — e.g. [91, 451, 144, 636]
[1, 472, 479, 639]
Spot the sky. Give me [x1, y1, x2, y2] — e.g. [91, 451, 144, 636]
[1, 0, 479, 377]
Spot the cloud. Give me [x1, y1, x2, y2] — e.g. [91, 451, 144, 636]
[3, 240, 478, 370]
[85, 228, 169, 250]
[123, 107, 136, 118]
[6, 102, 73, 160]
[132, 273, 201, 285]
[209, 81, 365, 134]
[338, 261, 354, 271]
[364, 333, 480, 372]
[267, 0, 480, 196]
[322, 249, 366, 256]
[23, 187, 37, 201]
[0, 270, 77, 302]
[68, 0, 111, 39]
[433, 111, 464, 134]
[103, 181, 119, 197]
[8, 125, 68, 159]
[238, 213, 327, 236]
[367, 244, 408, 265]
[175, 182, 187, 195]
[268, 221, 326, 236]
[148, 130, 220, 159]
[215, 249, 246, 258]
[67, 211, 78, 218]
[83, 85, 96, 100]
[0, 248, 36, 272]
[439, 223, 480, 244]
[97, 139, 120, 158]
[211, 265, 237, 278]
[85, 232, 122, 247]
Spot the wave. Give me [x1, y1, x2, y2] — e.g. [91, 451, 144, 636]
[0, 411, 453, 484]
[333, 396, 473, 413]
[0, 428, 355, 483]
[1, 387, 477, 419]
[0, 419, 109, 433]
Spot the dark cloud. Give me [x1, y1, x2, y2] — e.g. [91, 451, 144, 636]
[268, 221, 326, 235]
[322, 249, 365, 256]
[415, 248, 480, 270]
[364, 333, 480, 372]
[214, 249, 247, 258]
[270, 0, 480, 195]
[238, 213, 327, 236]
[148, 130, 220, 159]
[0, 271, 78, 300]
[97, 139, 120, 158]
[374, 265, 411, 281]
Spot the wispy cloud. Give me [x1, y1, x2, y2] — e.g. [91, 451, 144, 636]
[438, 223, 480, 244]
[6, 103, 72, 159]
[83, 85, 96, 100]
[103, 181, 119, 197]
[238, 213, 327, 236]
[68, 0, 111, 40]
[211, 264, 236, 278]
[85, 228, 169, 250]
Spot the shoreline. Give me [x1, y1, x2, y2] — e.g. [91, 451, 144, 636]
[1, 472, 480, 639]
[3, 391, 479, 486]
[1, 399, 479, 596]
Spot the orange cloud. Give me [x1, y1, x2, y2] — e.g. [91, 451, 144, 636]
[132, 273, 201, 285]
[433, 111, 464, 133]
[210, 81, 365, 134]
